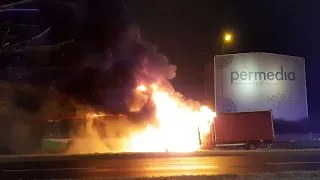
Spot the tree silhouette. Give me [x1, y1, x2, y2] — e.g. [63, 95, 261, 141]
[0, 0, 130, 154]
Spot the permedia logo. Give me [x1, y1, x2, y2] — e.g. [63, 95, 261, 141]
[231, 66, 296, 84]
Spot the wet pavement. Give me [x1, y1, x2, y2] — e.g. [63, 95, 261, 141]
[1, 150, 320, 179]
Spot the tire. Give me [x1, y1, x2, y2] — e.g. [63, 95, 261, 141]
[246, 143, 258, 150]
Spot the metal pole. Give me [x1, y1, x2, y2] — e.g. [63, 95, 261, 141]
[221, 42, 225, 111]
[198, 125, 202, 146]
[221, 43, 225, 56]
[210, 122, 214, 149]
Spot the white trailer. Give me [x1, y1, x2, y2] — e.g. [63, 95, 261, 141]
[204, 52, 308, 121]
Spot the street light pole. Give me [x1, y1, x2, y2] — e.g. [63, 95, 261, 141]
[221, 42, 225, 56]
[222, 33, 232, 55]
[220, 33, 232, 112]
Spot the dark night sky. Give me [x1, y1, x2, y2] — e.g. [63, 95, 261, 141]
[1, 0, 319, 119]
[122, 0, 320, 119]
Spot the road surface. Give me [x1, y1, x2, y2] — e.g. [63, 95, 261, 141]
[1, 150, 320, 179]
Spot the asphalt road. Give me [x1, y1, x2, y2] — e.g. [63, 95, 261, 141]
[1, 151, 320, 179]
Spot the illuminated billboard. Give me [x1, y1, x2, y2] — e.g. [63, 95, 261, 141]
[214, 52, 308, 121]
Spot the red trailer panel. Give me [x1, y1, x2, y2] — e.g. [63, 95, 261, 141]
[214, 111, 274, 145]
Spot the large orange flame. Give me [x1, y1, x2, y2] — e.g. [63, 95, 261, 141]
[126, 84, 216, 152]
[67, 84, 216, 154]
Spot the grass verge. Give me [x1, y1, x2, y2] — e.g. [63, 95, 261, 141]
[130, 171, 320, 180]
[129, 171, 320, 180]
[45, 171, 320, 180]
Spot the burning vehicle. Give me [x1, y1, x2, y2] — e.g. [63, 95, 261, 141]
[41, 26, 217, 154]
[41, 84, 216, 153]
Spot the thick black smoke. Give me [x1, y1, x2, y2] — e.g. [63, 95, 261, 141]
[102, 25, 176, 82]
[98, 25, 177, 117]
[67, 26, 180, 153]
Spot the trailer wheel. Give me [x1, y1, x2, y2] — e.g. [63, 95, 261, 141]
[246, 143, 258, 150]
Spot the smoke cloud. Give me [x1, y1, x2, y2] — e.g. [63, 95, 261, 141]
[66, 25, 203, 154]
